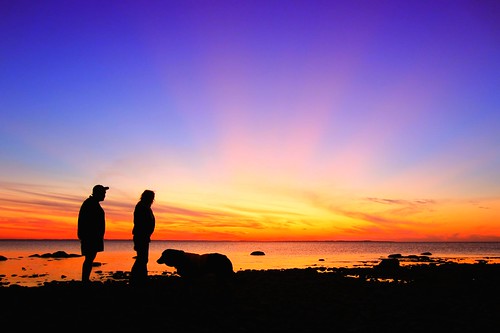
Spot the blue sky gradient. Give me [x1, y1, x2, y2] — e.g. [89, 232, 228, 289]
[1, 1, 499, 240]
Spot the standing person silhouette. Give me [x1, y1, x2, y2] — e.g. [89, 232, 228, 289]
[130, 189, 156, 285]
[77, 184, 109, 283]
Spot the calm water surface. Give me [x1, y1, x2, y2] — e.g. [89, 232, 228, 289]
[1, 240, 499, 287]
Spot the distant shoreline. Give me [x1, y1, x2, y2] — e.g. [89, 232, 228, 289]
[1, 239, 499, 243]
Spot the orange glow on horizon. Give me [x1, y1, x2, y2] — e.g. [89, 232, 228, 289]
[1, 188, 499, 242]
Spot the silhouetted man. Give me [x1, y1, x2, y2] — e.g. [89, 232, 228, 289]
[78, 184, 109, 283]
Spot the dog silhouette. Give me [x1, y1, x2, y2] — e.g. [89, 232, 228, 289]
[157, 249, 234, 280]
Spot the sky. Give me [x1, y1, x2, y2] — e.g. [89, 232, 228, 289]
[1, 0, 499, 241]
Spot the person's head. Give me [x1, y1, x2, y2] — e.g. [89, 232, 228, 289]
[92, 184, 109, 201]
[140, 189, 155, 206]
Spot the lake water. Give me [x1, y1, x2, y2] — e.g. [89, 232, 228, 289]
[1, 240, 499, 287]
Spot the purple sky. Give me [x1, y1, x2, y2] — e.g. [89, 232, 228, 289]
[1, 1, 499, 240]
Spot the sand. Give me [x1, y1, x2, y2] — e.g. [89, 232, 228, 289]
[1, 263, 499, 332]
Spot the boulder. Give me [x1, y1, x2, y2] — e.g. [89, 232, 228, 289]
[377, 258, 400, 271]
[29, 251, 81, 258]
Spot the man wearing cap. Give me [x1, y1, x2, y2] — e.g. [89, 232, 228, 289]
[77, 184, 109, 283]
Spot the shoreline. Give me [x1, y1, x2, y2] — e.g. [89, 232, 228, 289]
[1, 263, 499, 332]
[2, 260, 499, 288]
[2, 248, 500, 287]
[2, 240, 500, 287]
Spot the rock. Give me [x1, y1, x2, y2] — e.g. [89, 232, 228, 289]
[42, 251, 69, 258]
[29, 251, 81, 259]
[0, 255, 7, 261]
[376, 258, 400, 271]
[250, 251, 265, 256]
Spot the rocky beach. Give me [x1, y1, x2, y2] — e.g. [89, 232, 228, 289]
[1, 262, 499, 332]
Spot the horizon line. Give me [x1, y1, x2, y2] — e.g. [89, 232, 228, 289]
[1, 238, 499, 243]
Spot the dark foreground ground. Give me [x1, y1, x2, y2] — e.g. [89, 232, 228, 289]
[1, 263, 499, 332]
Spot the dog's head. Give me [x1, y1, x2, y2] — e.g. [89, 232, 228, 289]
[157, 249, 185, 267]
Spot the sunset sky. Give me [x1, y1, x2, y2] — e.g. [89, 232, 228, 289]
[1, 1, 499, 241]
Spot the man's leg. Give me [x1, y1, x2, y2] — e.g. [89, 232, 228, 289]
[82, 252, 97, 282]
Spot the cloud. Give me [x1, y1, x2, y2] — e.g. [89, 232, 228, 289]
[363, 197, 437, 216]
[365, 197, 435, 205]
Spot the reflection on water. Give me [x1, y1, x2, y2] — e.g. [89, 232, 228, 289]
[1, 240, 499, 287]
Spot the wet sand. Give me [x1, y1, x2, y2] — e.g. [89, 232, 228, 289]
[1, 263, 499, 332]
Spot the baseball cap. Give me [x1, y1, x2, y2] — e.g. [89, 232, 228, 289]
[92, 184, 109, 194]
